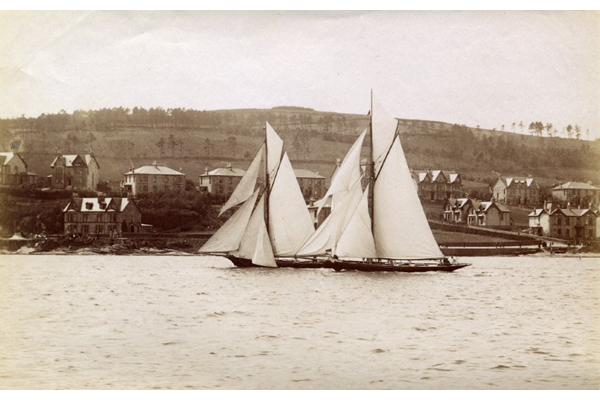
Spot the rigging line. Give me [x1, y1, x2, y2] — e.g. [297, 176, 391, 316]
[373, 121, 400, 183]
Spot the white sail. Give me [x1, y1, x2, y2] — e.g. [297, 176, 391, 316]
[266, 122, 284, 184]
[322, 129, 366, 200]
[218, 145, 264, 217]
[198, 189, 259, 253]
[296, 177, 363, 257]
[336, 184, 377, 258]
[231, 195, 277, 267]
[372, 133, 444, 259]
[252, 219, 277, 268]
[268, 152, 315, 256]
[371, 98, 400, 175]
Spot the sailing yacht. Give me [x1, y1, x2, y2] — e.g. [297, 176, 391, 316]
[198, 122, 317, 268]
[295, 95, 470, 272]
[199, 97, 469, 273]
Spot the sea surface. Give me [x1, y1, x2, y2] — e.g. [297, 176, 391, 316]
[0, 254, 598, 390]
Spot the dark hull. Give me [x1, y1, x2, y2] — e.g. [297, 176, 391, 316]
[226, 255, 469, 273]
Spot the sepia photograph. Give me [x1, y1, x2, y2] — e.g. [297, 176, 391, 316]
[0, 8, 598, 390]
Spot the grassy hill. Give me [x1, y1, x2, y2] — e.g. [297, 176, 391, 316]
[1, 106, 598, 187]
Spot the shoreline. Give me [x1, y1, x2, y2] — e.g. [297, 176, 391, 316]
[2, 246, 599, 259]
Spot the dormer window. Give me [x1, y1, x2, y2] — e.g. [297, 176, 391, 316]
[85, 202, 93, 210]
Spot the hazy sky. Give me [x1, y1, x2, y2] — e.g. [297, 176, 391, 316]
[1, 10, 598, 136]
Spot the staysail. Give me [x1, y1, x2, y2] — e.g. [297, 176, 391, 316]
[268, 152, 315, 256]
[231, 195, 277, 267]
[371, 100, 444, 259]
[198, 189, 259, 253]
[335, 184, 377, 258]
[218, 145, 264, 217]
[296, 176, 364, 257]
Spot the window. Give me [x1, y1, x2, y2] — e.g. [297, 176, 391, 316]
[82, 225, 89, 234]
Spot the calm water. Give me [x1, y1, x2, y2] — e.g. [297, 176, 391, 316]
[0, 254, 598, 389]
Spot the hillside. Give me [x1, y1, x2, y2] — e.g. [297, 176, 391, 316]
[1, 106, 598, 187]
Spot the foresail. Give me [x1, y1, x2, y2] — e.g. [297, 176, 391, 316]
[231, 195, 263, 259]
[371, 98, 400, 176]
[198, 189, 259, 253]
[266, 122, 284, 184]
[373, 137, 444, 259]
[335, 184, 377, 258]
[218, 145, 263, 217]
[231, 195, 276, 267]
[252, 220, 277, 268]
[296, 177, 363, 257]
[268, 152, 315, 256]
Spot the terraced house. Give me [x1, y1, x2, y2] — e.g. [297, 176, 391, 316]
[63, 197, 142, 235]
[443, 197, 511, 227]
[50, 153, 100, 191]
[529, 203, 597, 242]
[491, 176, 541, 206]
[412, 169, 463, 201]
[123, 162, 185, 195]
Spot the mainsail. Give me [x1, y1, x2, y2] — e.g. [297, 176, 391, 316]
[218, 145, 264, 217]
[371, 99, 444, 259]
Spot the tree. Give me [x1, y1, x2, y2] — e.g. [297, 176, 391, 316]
[227, 136, 237, 158]
[156, 137, 165, 156]
[566, 124, 573, 139]
[545, 123, 553, 137]
[501, 124, 505, 131]
[519, 121, 524, 134]
[586, 128, 591, 140]
[292, 133, 303, 157]
[511, 122, 516, 133]
[168, 133, 176, 156]
[575, 125, 581, 140]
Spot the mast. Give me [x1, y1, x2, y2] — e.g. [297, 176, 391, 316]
[264, 123, 270, 232]
[368, 90, 375, 233]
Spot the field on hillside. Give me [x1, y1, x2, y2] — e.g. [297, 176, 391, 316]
[1, 106, 598, 185]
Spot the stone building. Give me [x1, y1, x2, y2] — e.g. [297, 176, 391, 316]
[529, 202, 597, 241]
[551, 181, 599, 208]
[123, 162, 185, 196]
[199, 164, 245, 198]
[63, 197, 142, 235]
[491, 176, 541, 206]
[294, 169, 325, 201]
[412, 169, 463, 201]
[50, 153, 100, 191]
[0, 152, 36, 186]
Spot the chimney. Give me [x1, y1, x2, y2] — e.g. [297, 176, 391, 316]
[152, 160, 158, 167]
[567, 202, 571, 210]
[205, 167, 209, 174]
[336, 158, 341, 167]
[226, 163, 232, 170]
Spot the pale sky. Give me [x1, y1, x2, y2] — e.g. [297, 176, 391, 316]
[1, 10, 598, 136]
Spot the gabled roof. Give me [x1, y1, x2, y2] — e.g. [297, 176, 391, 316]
[552, 181, 599, 191]
[51, 154, 96, 168]
[200, 167, 245, 177]
[446, 197, 470, 209]
[502, 177, 538, 188]
[294, 169, 325, 179]
[412, 169, 459, 183]
[471, 200, 511, 213]
[125, 165, 185, 176]
[0, 152, 27, 168]
[63, 197, 135, 213]
[528, 208, 547, 217]
[552, 208, 595, 217]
